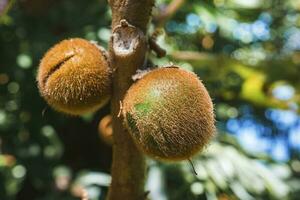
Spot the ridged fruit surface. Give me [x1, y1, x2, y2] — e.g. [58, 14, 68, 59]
[37, 38, 111, 115]
[122, 67, 215, 161]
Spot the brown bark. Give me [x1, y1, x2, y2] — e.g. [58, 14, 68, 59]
[109, 0, 154, 33]
[107, 1, 154, 200]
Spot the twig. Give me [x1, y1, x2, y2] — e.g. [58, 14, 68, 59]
[149, 38, 166, 58]
[154, 0, 186, 27]
[188, 158, 198, 176]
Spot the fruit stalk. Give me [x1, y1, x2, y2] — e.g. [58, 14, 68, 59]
[106, 0, 154, 200]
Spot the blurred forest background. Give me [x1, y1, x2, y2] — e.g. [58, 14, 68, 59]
[1, 0, 300, 199]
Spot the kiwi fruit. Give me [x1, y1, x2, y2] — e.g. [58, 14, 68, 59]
[98, 115, 113, 145]
[37, 38, 111, 115]
[122, 67, 215, 161]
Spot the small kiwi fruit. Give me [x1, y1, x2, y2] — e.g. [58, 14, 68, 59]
[98, 115, 113, 145]
[37, 38, 111, 115]
[122, 67, 215, 161]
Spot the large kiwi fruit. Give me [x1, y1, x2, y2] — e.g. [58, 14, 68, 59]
[122, 67, 215, 161]
[37, 38, 111, 115]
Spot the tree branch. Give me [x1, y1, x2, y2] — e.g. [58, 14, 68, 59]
[106, 1, 154, 200]
[109, 0, 154, 33]
[154, 0, 186, 27]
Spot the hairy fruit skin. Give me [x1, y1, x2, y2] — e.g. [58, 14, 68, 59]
[122, 67, 215, 161]
[37, 38, 111, 115]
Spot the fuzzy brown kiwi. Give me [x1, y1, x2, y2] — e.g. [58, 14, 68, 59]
[37, 38, 111, 115]
[122, 67, 215, 161]
[98, 115, 113, 145]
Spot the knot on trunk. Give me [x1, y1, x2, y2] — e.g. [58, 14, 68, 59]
[112, 19, 147, 59]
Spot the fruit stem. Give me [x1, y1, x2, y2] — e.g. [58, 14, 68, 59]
[106, 1, 154, 200]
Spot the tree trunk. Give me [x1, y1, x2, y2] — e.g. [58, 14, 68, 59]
[106, 1, 154, 200]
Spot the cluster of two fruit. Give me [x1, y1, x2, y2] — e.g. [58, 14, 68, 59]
[37, 38, 215, 162]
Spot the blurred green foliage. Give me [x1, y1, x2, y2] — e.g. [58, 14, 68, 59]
[1, 0, 300, 199]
